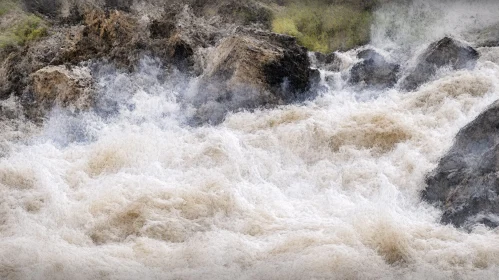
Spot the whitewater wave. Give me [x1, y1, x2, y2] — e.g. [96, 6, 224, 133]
[2, 1, 499, 279]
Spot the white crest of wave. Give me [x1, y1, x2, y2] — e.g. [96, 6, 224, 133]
[2, 3, 499, 279]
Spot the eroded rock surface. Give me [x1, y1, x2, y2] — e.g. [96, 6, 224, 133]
[31, 65, 94, 111]
[423, 101, 499, 229]
[190, 30, 313, 124]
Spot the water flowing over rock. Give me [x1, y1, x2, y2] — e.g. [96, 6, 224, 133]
[466, 23, 499, 48]
[313, 52, 342, 72]
[401, 37, 480, 91]
[30, 65, 94, 112]
[423, 101, 499, 229]
[349, 49, 400, 89]
[190, 30, 313, 124]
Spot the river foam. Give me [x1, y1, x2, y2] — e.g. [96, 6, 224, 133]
[2, 1, 499, 279]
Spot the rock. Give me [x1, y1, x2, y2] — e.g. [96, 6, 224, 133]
[0, 27, 69, 101]
[59, 9, 145, 70]
[30, 65, 94, 112]
[313, 52, 342, 72]
[423, 100, 499, 229]
[401, 37, 479, 91]
[22, 0, 62, 18]
[196, 0, 272, 29]
[348, 49, 399, 89]
[189, 30, 313, 125]
[466, 23, 499, 48]
[148, 6, 234, 74]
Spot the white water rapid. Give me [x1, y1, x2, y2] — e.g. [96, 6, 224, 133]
[2, 0, 499, 279]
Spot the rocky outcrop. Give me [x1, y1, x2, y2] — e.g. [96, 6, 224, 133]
[423, 100, 499, 229]
[30, 65, 94, 111]
[401, 37, 479, 91]
[148, 6, 234, 74]
[1, 2, 315, 125]
[58, 9, 145, 70]
[349, 49, 399, 89]
[189, 30, 313, 124]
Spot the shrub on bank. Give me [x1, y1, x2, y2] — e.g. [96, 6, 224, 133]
[0, 3, 47, 49]
[271, 2, 372, 53]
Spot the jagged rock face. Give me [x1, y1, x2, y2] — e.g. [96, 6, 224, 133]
[31, 65, 94, 112]
[401, 37, 479, 91]
[59, 9, 145, 70]
[190, 31, 313, 125]
[423, 100, 499, 229]
[349, 49, 399, 89]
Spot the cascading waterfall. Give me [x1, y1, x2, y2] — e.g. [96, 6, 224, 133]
[2, 1, 499, 279]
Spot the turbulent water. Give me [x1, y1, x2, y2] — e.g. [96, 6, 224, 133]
[2, 1, 499, 279]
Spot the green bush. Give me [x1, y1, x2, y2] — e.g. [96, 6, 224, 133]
[13, 14, 47, 44]
[0, 13, 47, 48]
[271, 2, 373, 53]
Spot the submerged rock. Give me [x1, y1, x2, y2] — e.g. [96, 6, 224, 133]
[349, 49, 399, 89]
[423, 101, 499, 229]
[401, 37, 479, 91]
[191, 30, 313, 124]
[31, 65, 94, 111]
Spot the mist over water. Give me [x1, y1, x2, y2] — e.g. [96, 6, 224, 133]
[2, 1, 499, 279]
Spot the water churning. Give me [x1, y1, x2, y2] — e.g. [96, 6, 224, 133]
[2, 0, 499, 279]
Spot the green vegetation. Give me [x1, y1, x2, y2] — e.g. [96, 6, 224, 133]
[271, 2, 373, 53]
[0, 1, 18, 17]
[0, 2, 47, 49]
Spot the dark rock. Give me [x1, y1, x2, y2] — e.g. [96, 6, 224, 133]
[348, 49, 399, 89]
[22, 0, 62, 18]
[423, 100, 499, 229]
[401, 37, 479, 91]
[104, 0, 134, 12]
[189, 30, 314, 125]
[314, 52, 342, 72]
[357, 49, 383, 60]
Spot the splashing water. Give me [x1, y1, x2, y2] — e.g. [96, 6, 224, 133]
[2, 1, 499, 279]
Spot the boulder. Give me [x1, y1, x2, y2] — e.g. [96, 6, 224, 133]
[189, 30, 313, 125]
[313, 52, 342, 72]
[423, 100, 499, 229]
[401, 37, 479, 91]
[31, 65, 94, 111]
[348, 49, 399, 89]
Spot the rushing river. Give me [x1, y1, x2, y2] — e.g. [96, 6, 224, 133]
[2, 0, 499, 279]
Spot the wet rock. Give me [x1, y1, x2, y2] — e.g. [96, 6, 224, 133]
[314, 52, 342, 72]
[466, 23, 499, 48]
[401, 37, 479, 91]
[349, 49, 399, 89]
[190, 30, 313, 124]
[30, 65, 94, 112]
[423, 100, 499, 229]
